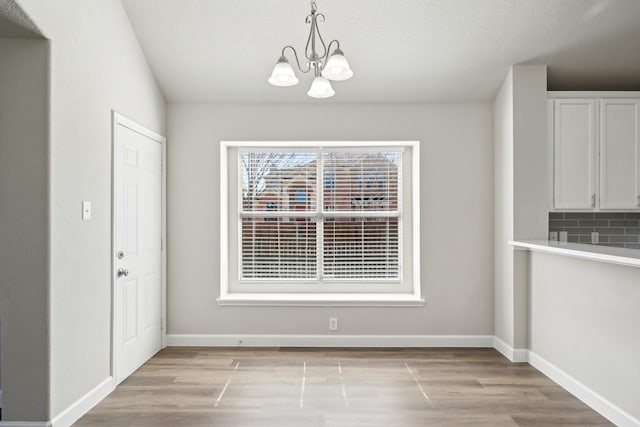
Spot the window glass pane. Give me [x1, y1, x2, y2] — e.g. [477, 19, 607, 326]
[241, 152, 317, 212]
[241, 217, 317, 279]
[323, 217, 399, 279]
[235, 146, 408, 287]
[323, 152, 399, 212]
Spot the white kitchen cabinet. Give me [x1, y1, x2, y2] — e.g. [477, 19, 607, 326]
[553, 99, 597, 210]
[599, 100, 640, 210]
[550, 94, 640, 211]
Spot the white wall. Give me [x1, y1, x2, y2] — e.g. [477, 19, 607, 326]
[529, 251, 640, 422]
[493, 69, 515, 347]
[493, 65, 547, 352]
[512, 65, 548, 241]
[11, 0, 166, 420]
[167, 104, 494, 337]
[0, 37, 49, 422]
[512, 65, 548, 349]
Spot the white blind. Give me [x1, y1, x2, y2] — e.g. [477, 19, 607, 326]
[322, 151, 400, 279]
[239, 149, 401, 281]
[323, 217, 399, 279]
[241, 218, 317, 279]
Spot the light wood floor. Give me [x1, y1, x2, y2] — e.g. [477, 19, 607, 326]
[75, 347, 612, 426]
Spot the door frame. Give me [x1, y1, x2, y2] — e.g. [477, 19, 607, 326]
[111, 111, 166, 383]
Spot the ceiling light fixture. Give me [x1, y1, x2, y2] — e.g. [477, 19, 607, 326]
[268, 0, 353, 99]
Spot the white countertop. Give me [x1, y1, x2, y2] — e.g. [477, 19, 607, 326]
[510, 240, 640, 268]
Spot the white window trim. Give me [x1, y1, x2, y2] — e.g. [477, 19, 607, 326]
[218, 141, 423, 307]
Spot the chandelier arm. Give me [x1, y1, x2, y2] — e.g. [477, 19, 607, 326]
[314, 13, 328, 60]
[322, 39, 340, 63]
[304, 14, 315, 61]
[281, 45, 312, 73]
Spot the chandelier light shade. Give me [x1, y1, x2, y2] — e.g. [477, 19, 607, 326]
[321, 48, 353, 81]
[268, 0, 353, 99]
[307, 76, 335, 98]
[268, 56, 299, 87]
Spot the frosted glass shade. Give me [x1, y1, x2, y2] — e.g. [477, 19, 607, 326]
[321, 49, 353, 81]
[268, 57, 299, 87]
[307, 76, 335, 98]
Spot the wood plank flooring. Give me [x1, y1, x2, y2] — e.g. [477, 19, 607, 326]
[74, 347, 612, 427]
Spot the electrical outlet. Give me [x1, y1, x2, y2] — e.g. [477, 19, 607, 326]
[329, 317, 338, 331]
[82, 200, 92, 220]
[549, 231, 558, 242]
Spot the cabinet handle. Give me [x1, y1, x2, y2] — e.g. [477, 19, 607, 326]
[591, 194, 596, 208]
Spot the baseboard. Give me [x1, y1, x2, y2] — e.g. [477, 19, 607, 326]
[0, 423, 51, 427]
[528, 351, 640, 427]
[0, 387, 50, 427]
[0, 377, 113, 427]
[492, 336, 529, 362]
[0, 423, 52, 427]
[165, 334, 495, 348]
[50, 376, 114, 427]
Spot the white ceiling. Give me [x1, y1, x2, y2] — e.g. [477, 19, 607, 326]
[121, 0, 640, 104]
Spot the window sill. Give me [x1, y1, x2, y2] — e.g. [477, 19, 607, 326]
[217, 293, 425, 307]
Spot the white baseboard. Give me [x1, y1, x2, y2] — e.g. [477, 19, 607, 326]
[0, 423, 51, 427]
[165, 334, 495, 348]
[492, 336, 528, 362]
[0, 377, 113, 427]
[50, 376, 114, 427]
[528, 351, 640, 427]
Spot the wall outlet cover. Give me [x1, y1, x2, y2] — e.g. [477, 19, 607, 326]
[329, 317, 338, 331]
[82, 200, 92, 220]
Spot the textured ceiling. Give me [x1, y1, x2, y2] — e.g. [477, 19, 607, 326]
[121, 0, 640, 103]
[0, 0, 43, 38]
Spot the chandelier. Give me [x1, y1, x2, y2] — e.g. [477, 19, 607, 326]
[268, 0, 353, 99]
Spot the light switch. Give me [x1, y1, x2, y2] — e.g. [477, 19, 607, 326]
[82, 201, 92, 220]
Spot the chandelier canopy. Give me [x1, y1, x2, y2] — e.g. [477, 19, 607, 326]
[268, 0, 353, 99]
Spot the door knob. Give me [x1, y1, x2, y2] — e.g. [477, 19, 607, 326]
[117, 268, 129, 277]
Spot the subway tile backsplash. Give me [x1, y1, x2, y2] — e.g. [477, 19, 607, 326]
[549, 212, 640, 249]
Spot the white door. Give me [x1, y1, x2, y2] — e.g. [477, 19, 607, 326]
[113, 113, 163, 384]
[599, 100, 640, 210]
[553, 99, 598, 209]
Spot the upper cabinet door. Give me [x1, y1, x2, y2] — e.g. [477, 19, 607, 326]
[554, 99, 597, 210]
[600, 100, 640, 210]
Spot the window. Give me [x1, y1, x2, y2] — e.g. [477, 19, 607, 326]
[220, 141, 421, 305]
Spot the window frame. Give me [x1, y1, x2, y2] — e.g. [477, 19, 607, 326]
[219, 141, 423, 306]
